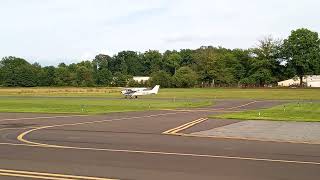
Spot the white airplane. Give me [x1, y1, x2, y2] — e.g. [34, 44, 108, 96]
[121, 87, 147, 95]
[121, 85, 160, 98]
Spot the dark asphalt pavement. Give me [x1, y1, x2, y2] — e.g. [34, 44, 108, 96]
[0, 100, 319, 180]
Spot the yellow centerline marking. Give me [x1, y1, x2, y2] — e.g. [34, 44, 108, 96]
[11, 100, 320, 166]
[16, 111, 202, 145]
[1, 141, 320, 166]
[0, 169, 115, 180]
[0, 172, 73, 180]
[5, 101, 314, 166]
[6, 101, 317, 177]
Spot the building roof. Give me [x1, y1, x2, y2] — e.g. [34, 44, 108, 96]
[278, 75, 320, 87]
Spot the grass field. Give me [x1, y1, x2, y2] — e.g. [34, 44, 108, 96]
[212, 102, 320, 122]
[0, 97, 211, 114]
[0, 87, 320, 100]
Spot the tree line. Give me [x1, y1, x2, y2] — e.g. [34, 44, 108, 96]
[0, 28, 319, 88]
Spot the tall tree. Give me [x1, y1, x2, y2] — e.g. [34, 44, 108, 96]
[142, 50, 163, 75]
[232, 49, 253, 83]
[112, 72, 131, 87]
[192, 46, 218, 86]
[111, 51, 142, 76]
[282, 28, 320, 86]
[173, 66, 198, 88]
[248, 36, 283, 86]
[93, 54, 112, 86]
[39, 66, 56, 86]
[0, 56, 38, 87]
[150, 70, 172, 88]
[54, 65, 72, 86]
[163, 50, 182, 75]
[75, 65, 94, 86]
[179, 49, 195, 67]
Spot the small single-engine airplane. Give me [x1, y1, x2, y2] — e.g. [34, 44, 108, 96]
[121, 85, 160, 98]
[121, 87, 147, 95]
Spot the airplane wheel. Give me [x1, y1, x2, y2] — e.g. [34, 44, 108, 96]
[135, 96, 138, 99]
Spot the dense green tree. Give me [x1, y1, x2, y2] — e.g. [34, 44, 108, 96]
[192, 46, 218, 85]
[282, 28, 320, 86]
[110, 51, 143, 76]
[93, 54, 112, 86]
[93, 54, 110, 69]
[76, 65, 94, 86]
[231, 49, 252, 82]
[142, 50, 163, 75]
[193, 46, 238, 86]
[54, 65, 73, 86]
[179, 49, 195, 67]
[39, 66, 56, 86]
[95, 68, 112, 86]
[212, 52, 238, 86]
[150, 70, 172, 88]
[112, 72, 131, 87]
[1, 28, 318, 88]
[247, 36, 282, 86]
[0, 56, 38, 87]
[163, 51, 182, 75]
[173, 67, 198, 88]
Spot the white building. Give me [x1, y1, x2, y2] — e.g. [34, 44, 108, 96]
[133, 76, 150, 83]
[278, 75, 320, 87]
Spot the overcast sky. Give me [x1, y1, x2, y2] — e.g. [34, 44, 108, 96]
[1, 0, 320, 65]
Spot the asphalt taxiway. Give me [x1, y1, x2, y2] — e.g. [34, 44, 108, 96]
[0, 100, 319, 180]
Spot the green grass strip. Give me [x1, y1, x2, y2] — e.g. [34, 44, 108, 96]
[0, 97, 212, 114]
[212, 102, 320, 122]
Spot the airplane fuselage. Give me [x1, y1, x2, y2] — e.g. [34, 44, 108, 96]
[122, 85, 160, 98]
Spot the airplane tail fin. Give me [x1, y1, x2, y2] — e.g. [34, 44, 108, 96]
[151, 85, 160, 94]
